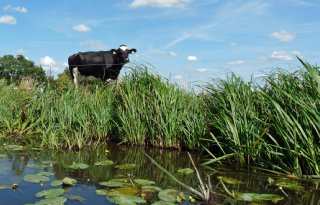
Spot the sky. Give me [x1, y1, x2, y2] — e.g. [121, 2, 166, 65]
[0, 0, 320, 86]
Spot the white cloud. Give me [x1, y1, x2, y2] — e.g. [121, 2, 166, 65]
[130, 0, 192, 8]
[170, 51, 177, 57]
[0, 15, 16, 24]
[195, 68, 208, 73]
[80, 40, 108, 50]
[4, 5, 28, 13]
[187, 55, 198, 61]
[228, 59, 245, 65]
[270, 30, 295, 42]
[40, 56, 64, 76]
[72, 24, 91, 32]
[269, 50, 302, 61]
[40, 56, 56, 68]
[173, 75, 183, 80]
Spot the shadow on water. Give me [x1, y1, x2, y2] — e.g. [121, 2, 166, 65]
[0, 143, 319, 205]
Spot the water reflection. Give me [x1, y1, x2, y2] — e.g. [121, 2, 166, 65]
[0, 143, 319, 205]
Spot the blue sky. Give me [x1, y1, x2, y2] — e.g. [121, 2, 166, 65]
[0, 0, 319, 85]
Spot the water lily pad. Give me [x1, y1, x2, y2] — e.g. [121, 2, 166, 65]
[275, 178, 304, 191]
[0, 185, 11, 190]
[68, 162, 89, 169]
[217, 176, 242, 185]
[5, 145, 25, 151]
[134, 179, 155, 186]
[34, 196, 67, 205]
[96, 189, 108, 196]
[152, 201, 176, 205]
[62, 177, 77, 186]
[27, 164, 49, 169]
[235, 193, 284, 203]
[114, 163, 137, 170]
[50, 180, 62, 187]
[94, 160, 114, 166]
[142, 186, 162, 193]
[113, 195, 146, 205]
[177, 168, 194, 175]
[99, 179, 131, 188]
[23, 174, 50, 183]
[35, 188, 64, 198]
[106, 187, 139, 197]
[158, 189, 179, 202]
[38, 172, 54, 177]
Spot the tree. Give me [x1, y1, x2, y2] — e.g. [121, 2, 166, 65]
[0, 54, 46, 84]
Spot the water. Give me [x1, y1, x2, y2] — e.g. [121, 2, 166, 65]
[0, 143, 319, 205]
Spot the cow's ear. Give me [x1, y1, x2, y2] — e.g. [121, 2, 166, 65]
[130, 49, 137, 54]
[111, 49, 117, 55]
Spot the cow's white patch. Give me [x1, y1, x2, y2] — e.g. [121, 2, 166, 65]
[119, 45, 128, 51]
[73, 67, 80, 88]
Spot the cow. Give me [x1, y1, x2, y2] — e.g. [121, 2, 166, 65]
[68, 45, 137, 87]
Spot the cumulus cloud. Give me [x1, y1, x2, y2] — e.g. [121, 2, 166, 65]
[130, 0, 192, 8]
[270, 30, 295, 42]
[0, 15, 16, 24]
[269, 50, 302, 61]
[72, 24, 91, 32]
[228, 59, 245, 65]
[40, 56, 64, 76]
[40, 56, 56, 68]
[187, 55, 198, 61]
[4, 5, 28, 13]
[80, 40, 108, 50]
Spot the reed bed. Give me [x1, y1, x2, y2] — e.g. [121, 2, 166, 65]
[0, 59, 319, 176]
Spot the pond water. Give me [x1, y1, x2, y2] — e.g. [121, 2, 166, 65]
[0, 142, 319, 205]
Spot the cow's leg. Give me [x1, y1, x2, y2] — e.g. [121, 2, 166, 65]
[72, 67, 80, 88]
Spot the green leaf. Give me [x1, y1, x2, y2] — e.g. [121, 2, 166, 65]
[62, 177, 77, 186]
[99, 179, 131, 188]
[114, 163, 136, 170]
[96, 189, 108, 196]
[158, 189, 178, 202]
[235, 193, 284, 203]
[50, 180, 62, 187]
[217, 176, 242, 185]
[151, 201, 176, 205]
[113, 195, 146, 205]
[5, 145, 25, 151]
[133, 179, 155, 186]
[23, 174, 50, 183]
[275, 178, 304, 191]
[34, 196, 67, 205]
[94, 160, 114, 166]
[35, 188, 64, 198]
[68, 162, 89, 169]
[177, 168, 194, 175]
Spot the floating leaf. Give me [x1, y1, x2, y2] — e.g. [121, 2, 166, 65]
[235, 193, 284, 203]
[177, 168, 194, 175]
[106, 187, 139, 197]
[152, 201, 176, 205]
[158, 189, 178, 202]
[35, 188, 64, 198]
[275, 178, 304, 191]
[34, 196, 67, 205]
[62, 177, 77, 186]
[0, 185, 11, 190]
[23, 174, 50, 183]
[38, 172, 54, 177]
[5, 145, 25, 151]
[134, 179, 155, 186]
[96, 189, 108, 196]
[99, 179, 131, 188]
[142, 186, 162, 193]
[50, 180, 62, 187]
[115, 163, 136, 170]
[94, 160, 114, 166]
[68, 162, 89, 169]
[27, 164, 48, 169]
[217, 176, 242, 185]
[113, 195, 146, 205]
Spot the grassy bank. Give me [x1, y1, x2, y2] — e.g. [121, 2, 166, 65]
[0, 60, 319, 176]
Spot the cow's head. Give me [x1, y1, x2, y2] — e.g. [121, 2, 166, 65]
[112, 45, 137, 64]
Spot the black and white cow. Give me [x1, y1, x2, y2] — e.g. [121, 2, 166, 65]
[68, 45, 137, 87]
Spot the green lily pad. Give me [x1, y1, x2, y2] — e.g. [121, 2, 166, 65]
[113, 195, 146, 205]
[5, 145, 25, 151]
[38, 172, 54, 177]
[235, 193, 284, 203]
[114, 163, 137, 170]
[106, 187, 140, 197]
[217, 176, 242, 185]
[141, 186, 162, 193]
[134, 179, 155, 186]
[34, 196, 67, 205]
[99, 179, 131, 188]
[152, 201, 176, 205]
[27, 164, 49, 169]
[50, 180, 62, 187]
[96, 189, 108, 196]
[275, 178, 304, 191]
[177, 168, 194, 175]
[0, 185, 12, 190]
[35, 188, 64, 198]
[62, 177, 77, 186]
[68, 162, 89, 169]
[94, 160, 114, 166]
[23, 174, 50, 183]
[158, 189, 179, 202]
